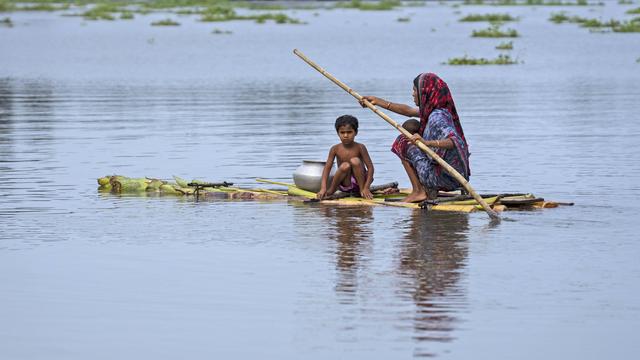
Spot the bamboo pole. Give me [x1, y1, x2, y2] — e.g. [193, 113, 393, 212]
[293, 49, 499, 219]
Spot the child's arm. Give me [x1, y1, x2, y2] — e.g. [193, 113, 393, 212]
[317, 146, 336, 200]
[360, 144, 375, 199]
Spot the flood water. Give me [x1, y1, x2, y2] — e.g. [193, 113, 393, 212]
[1, 2, 640, 359]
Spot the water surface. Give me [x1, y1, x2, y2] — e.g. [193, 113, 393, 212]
[1, 3, 639, 359]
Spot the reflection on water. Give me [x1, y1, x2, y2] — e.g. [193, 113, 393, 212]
[318, 205, 374, 302]
[306, 205, 469, 357]
[398, 211, 469, 357]
[2, 4, 640, 359]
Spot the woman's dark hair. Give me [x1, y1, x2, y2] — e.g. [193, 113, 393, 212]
[335, 115, 359, 133]
[413, 75, 421, 90]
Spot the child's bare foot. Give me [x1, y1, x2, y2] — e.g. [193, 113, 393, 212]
[403, 191, 428, 203]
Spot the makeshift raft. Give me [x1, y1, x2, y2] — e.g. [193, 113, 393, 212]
[97, 175, 572, 213]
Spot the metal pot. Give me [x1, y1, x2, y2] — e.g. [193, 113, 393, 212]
[293, 160, 335, 193]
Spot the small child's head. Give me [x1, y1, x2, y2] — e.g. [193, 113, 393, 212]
[335, 115, 359, 134]
[402, 119, 421, 135]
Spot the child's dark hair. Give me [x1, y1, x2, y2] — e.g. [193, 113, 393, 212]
[402, 119, 421, 135]
[335, 115, 359, 134]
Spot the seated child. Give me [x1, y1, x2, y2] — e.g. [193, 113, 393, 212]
[317, 115, 374, 200]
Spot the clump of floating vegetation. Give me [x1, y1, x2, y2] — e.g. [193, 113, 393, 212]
[1, 16, 12, 27]
[334, 0, 402, 11]
[397, 16, 411, 22]
[460, 13, 516, 22]
[495, 40, 514, 49]
[627, 7, 640, 14]
[550, 12, 640, 32]
[199, 4, 237, 22]
[15, 3, 71, 12]
[0, 1, 15, 12]
[446, 54, 518, 65]
[252, 13, 303, 24]
[241, 2, 287, 11]
[197, 4, 302, 24]
[619, 0, 634, 4]
[463, 0, 591, 5]
[151, 18, 180, 26]
[404, 1, 427, 7]
[120, 11, 134, 20]
[81, 4, 124, 21]
[472, 24, 519, 37]
[212, 27, 232, 34]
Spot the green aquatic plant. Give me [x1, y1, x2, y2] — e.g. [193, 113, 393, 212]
[549, 12, 570, 23]
[81, 3, 124, 21]
[550, 12, 639, 31]
[15, 3, 70, 11]
[464, 0, 591, 5]
[120, 11, 134, 19]
[241, 2, 286, 11]
[619, 0, 634, 4]
[404, 1, 427, 7]
[472, 24, 519, 37]
[612, 18, 640, 32]
[495, 40, 513, 49]
[252, 13, 303, 24]
[151, 18, 180, 26]
[446, 54, 518, 65]
[627, 7, 640, 14]
[460, 13, 516, 22]
[334, 0, 402, 11]
[199, 4, 237, 22]
[0, 0, 14, 12]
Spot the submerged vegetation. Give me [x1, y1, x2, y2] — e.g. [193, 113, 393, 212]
[495, 40, 514, 49]
[446, 54, 518, 65]
[627, 7, 640, 14]
[550, 12, 640, 32]
[1, 16, 12, 27]
[472, 24, 519, 37]
[460, 13, 517, 22]
[211, 27, 232, 34]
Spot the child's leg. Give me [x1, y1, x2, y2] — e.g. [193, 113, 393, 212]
[349, 157, 367, 191]
[326, 162, 351, 196]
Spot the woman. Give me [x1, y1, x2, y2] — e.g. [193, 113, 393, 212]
[361, 73, 470, 203]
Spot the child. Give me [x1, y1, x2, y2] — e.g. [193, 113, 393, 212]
[402, 119, 421, 135]
[317, 115, 374, 200]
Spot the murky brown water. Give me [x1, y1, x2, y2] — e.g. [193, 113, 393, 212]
[1, 2, 639, 359]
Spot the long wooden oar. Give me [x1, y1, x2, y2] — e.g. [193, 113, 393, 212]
[293, 49, 499, 219]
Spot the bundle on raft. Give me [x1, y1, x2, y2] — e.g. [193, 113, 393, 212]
[98, 175, 572, 213]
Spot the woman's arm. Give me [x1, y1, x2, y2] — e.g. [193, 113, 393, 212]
[410, 134, 455, 149]
[360, 96, 419, 117]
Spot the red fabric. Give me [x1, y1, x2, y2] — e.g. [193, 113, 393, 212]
[391, 73, 467, 158]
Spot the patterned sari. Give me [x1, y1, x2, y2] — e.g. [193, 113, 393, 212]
[391, 73, 470, 190]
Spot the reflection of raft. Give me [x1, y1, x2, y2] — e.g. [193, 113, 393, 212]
[97, 175, 572, 213]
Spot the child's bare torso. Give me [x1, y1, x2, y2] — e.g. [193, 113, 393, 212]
[334, 142, 365, 166]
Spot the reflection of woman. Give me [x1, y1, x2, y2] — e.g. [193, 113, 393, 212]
[361, 73, 470, 203]
[398, 211, 469, 356]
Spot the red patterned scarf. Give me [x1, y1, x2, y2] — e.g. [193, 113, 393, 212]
[391, 73, 468, 159]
